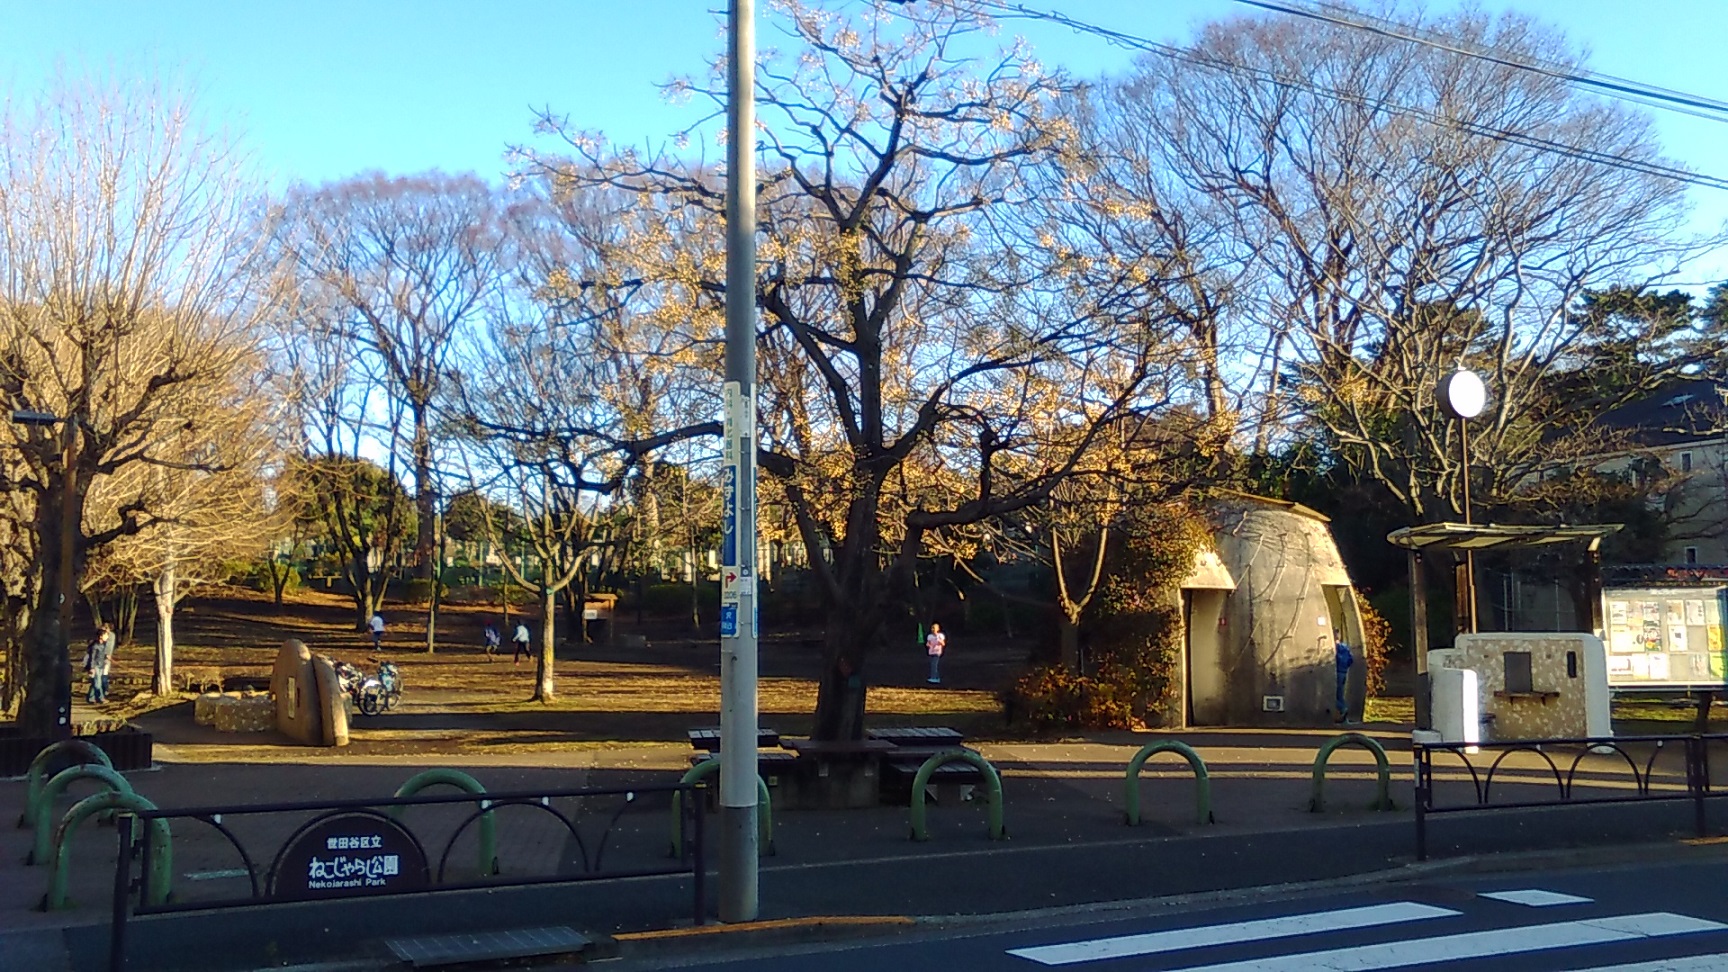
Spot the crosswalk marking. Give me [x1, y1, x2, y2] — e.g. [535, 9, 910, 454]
[1480, 889, 1594, 907]
[1005, 902, 1459, 966]
[1565, 954, 1728, 971]
[1156, 912, 1727, 972]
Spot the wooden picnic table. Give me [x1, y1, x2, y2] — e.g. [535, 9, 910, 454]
[867, 726, 965, 748]
[779, 738, 896, 756]
[686, 727, 781, 752]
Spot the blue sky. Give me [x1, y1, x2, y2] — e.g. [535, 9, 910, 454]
[4, 0, 1727, 280]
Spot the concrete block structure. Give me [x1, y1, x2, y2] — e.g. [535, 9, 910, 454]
[1430, 632, 1611, 740]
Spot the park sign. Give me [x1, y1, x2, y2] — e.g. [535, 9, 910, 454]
[1604, 585, 1728, 689]
[268, 811, 429, 900]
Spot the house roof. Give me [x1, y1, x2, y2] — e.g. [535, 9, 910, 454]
[1386, 522, 1622, 551]
[1592, 378, 1728, 447]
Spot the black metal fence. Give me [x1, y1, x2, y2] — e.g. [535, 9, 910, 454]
[107, 781, 703, 972]
[1413, 733, 1728, 860]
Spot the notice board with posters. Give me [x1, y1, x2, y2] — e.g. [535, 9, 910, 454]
[1603, 586, 1728, 689]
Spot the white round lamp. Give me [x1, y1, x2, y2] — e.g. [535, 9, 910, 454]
[1438, 370, 1486, 420]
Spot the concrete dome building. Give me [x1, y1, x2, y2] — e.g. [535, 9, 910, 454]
[1174, 492, 1367, 727]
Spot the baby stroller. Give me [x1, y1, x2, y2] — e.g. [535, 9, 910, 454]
[333, 659, 402, 716]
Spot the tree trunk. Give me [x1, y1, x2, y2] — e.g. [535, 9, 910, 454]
[811, 608, 881, 741]
[347, 552, 372, 630]
[119, 587, 138, 645]
[575, 572, 591, 645]
[152, 564, 176, 696]
[412, 406, 435, 582]
[1057, 612, 1082, 672]
[533, 587, 557, 702]
[21, 473, 76, 738]
[424, 497, 446, 655]
[425, 571, 439, 654]
[270, 559, 290, 605]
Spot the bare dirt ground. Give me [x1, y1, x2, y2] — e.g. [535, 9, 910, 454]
[81, 588, 1017, 759]
[63, 587, 1728, 760]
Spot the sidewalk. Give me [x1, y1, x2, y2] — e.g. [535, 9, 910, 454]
[1, 725, 1713, 972]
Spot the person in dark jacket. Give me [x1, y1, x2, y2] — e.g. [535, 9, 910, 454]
[1334, 639, 1354, 723]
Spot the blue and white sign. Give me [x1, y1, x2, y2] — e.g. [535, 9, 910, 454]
[719, 381, 755, 641]
[719, 465, 737, 568]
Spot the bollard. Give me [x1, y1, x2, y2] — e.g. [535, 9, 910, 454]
[22, 740, 113, 828]
[1310, 732, 1395, 812]
[908, 749, 1004, 842]
[390, 769, 498, 876]
[1124, 740, 1213, 826]
[45, 791, 171, 911]
[29, 764, 134, 865]
[669, 757, 773, 858]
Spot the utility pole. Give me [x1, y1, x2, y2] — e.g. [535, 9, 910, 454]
[717, 0, 760, 924]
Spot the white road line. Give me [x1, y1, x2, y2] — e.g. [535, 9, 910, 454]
[1160, 912, 1727, 972]
[1481, 889, 1595, 907]
[1565, 954, 1728, 971]
[1005, 902, 1458, 966]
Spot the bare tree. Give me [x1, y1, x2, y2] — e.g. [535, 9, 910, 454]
[520, 2, 1200, 739]
[0, 78, 275, 735]
[1114, 9, 1715, 522]
[276, 172, 506, 653]
[456, 272, 628, 701]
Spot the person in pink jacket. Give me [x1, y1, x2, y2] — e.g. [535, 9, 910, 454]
[925, 623, 946, 684]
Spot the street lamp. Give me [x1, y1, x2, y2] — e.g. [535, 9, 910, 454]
[10, 408, 76, 738]
[1438, 370, 1486, 634]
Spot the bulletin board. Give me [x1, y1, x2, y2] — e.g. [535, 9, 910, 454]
[1603, 586, 1728, 689]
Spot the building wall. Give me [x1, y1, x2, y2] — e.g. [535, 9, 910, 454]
[1590, 438, 1728, 564]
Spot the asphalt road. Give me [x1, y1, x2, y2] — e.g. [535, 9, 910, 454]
[631, 859, 1728, 972]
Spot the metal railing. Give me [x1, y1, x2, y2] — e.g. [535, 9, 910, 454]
[107, 781, 703, 972]
[1413, 733, 1727, 860]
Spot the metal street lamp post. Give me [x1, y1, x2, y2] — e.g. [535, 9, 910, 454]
[1414, 369, 1486, 732]
[1438, 369, 1486, 633]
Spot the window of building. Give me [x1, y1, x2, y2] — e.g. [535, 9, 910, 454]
[1681, 451, 1694, 473]
[1686, 546, 1700, 565]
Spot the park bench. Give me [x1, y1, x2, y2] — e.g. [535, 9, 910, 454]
[879, 735, 984, 805]
[686, 727, 793, 808]
[686, 726, 781, 752]
[868, 726, 965, 748]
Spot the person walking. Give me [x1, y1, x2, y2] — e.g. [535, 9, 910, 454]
[1334, 638, 1355, 723]
[83, 626, 114, 703]
[369, 611, 386, 650]
[925, 622, 946, 685]
[512, 620, 533, 666]
[482, 619, 501, 657]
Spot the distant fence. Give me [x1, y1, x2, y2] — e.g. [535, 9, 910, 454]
[107, 781, 703, 972]
[1413, 733, 1728, 860]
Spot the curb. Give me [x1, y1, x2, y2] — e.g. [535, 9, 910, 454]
[607, 914, 918, 963]
[616, 914, 917, 942]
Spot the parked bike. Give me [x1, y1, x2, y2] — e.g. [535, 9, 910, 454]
[332, 659, 402, 716]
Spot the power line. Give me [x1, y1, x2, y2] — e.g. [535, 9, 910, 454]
[1235, 0, 1728, 125]
[979, 1, 1728, 193]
